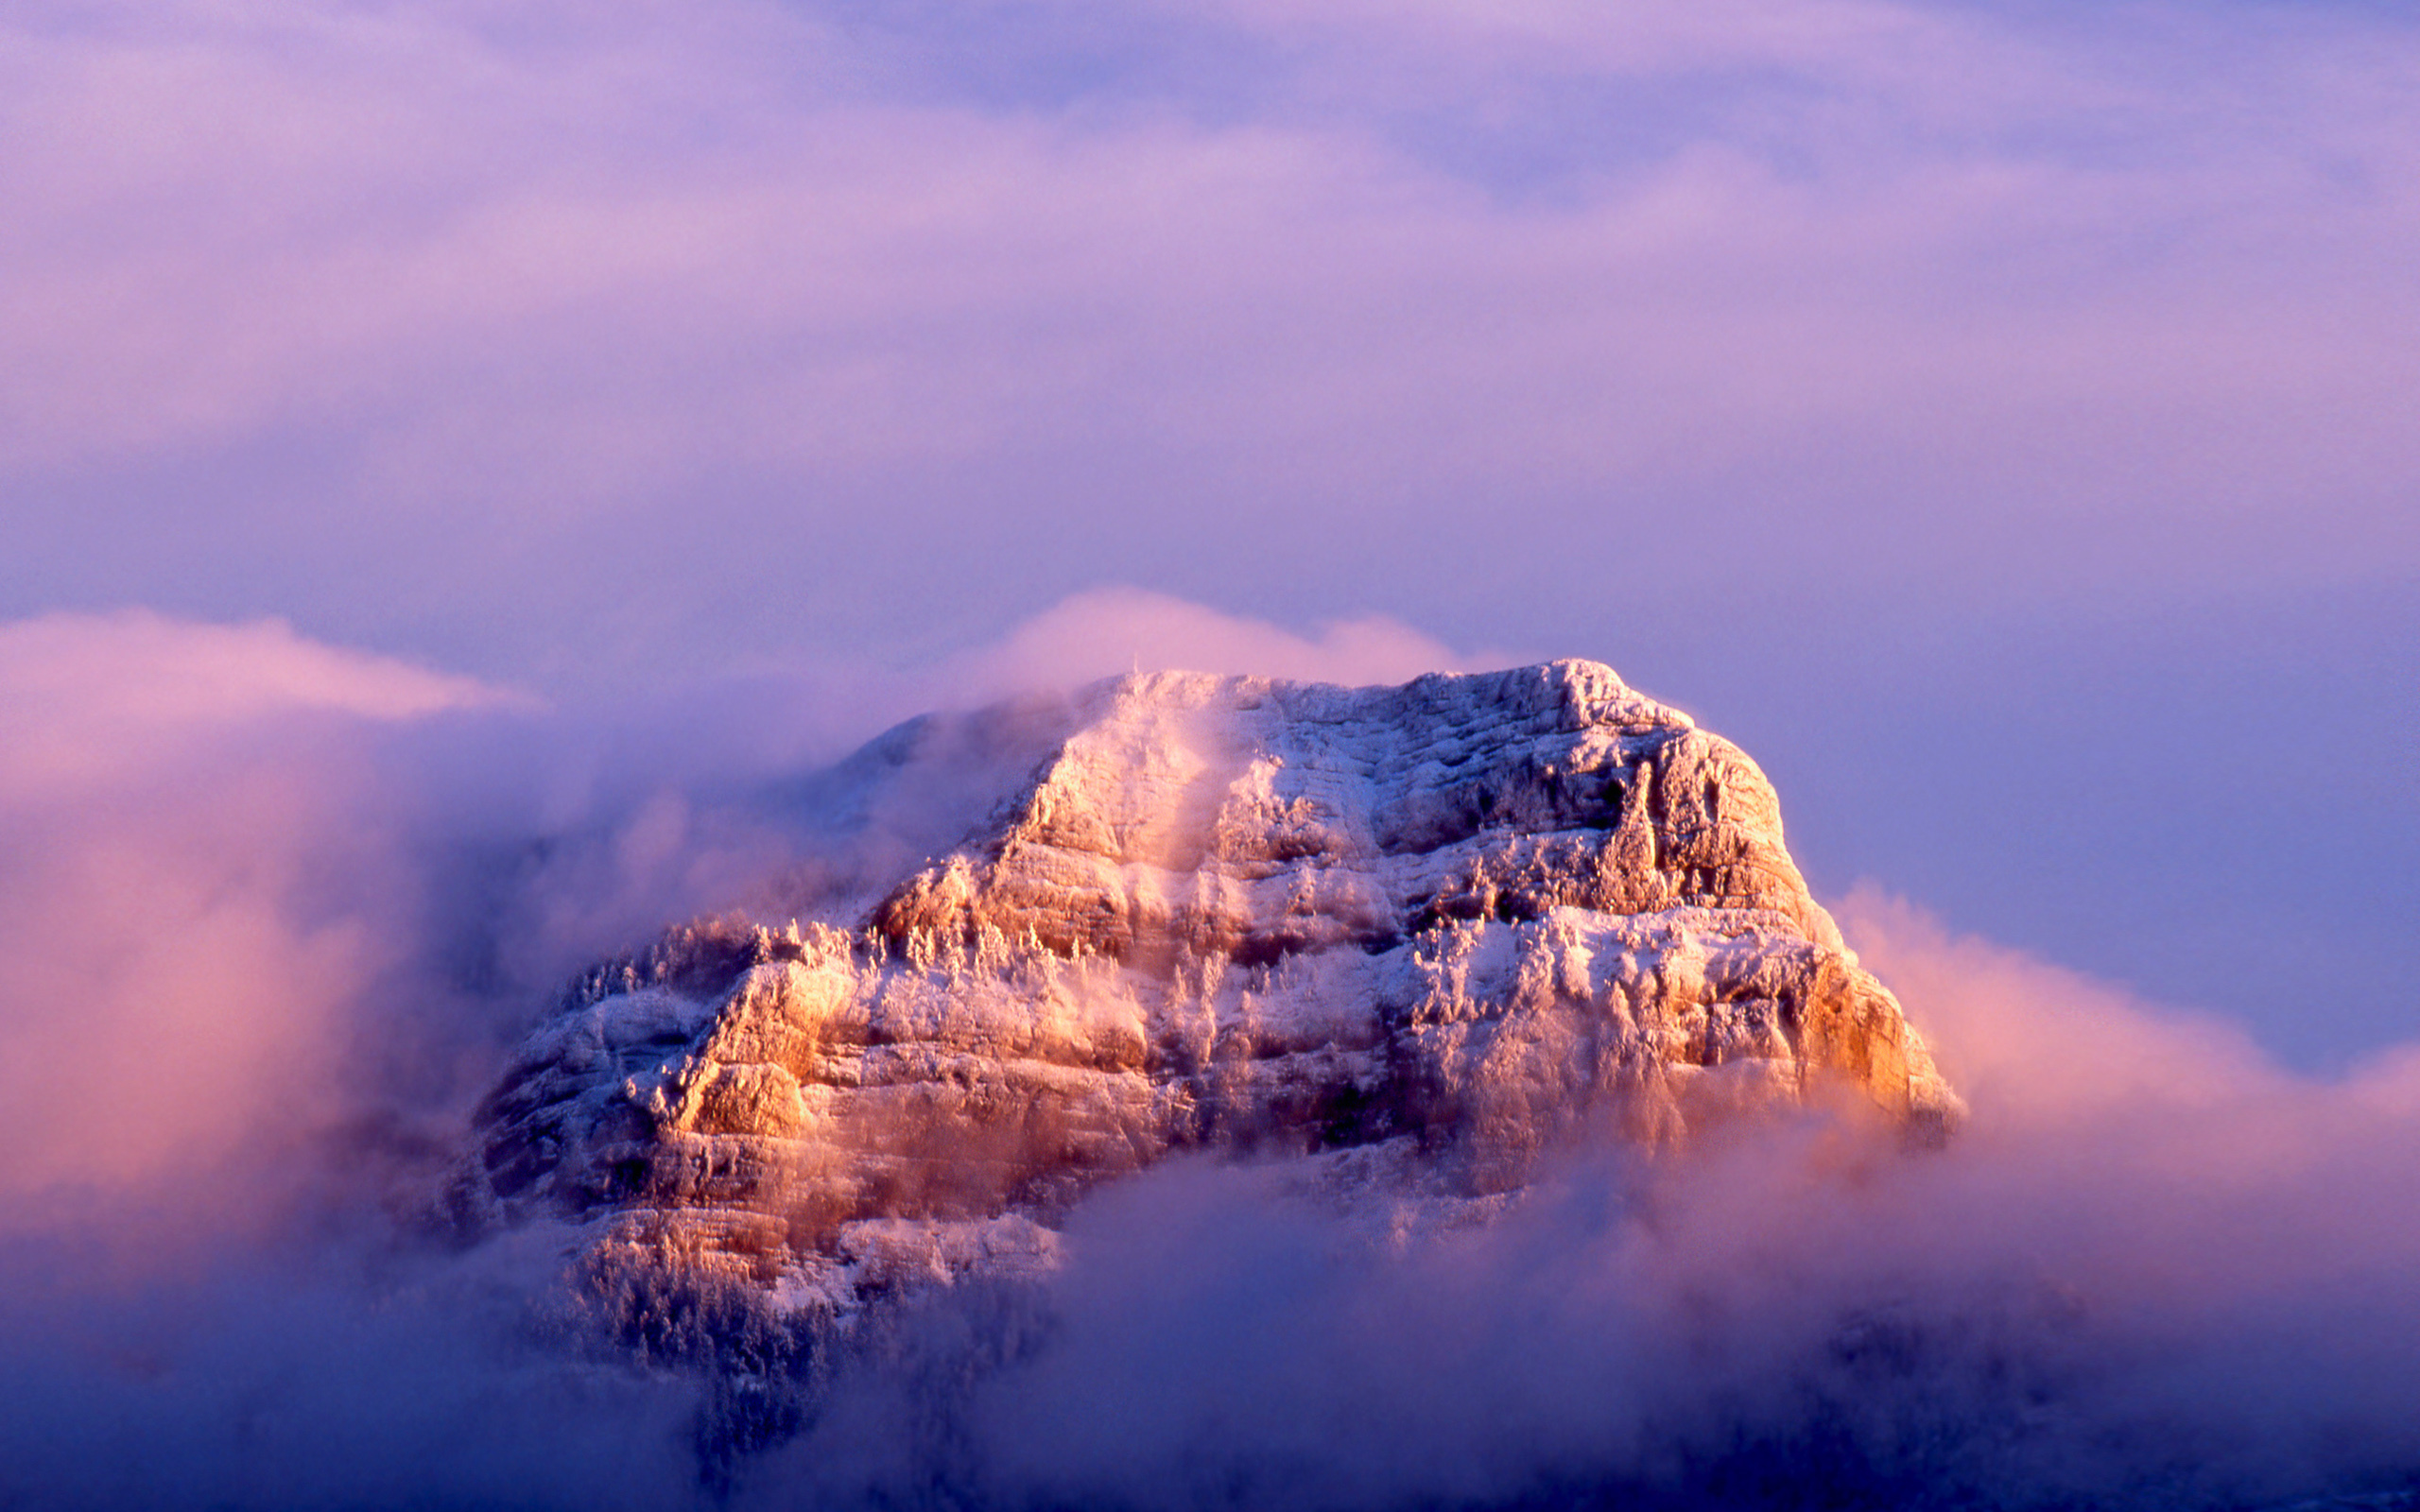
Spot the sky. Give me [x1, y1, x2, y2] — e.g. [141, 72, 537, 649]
[3, 3, 2420, 1503]
[7, 0, 2414, 1067]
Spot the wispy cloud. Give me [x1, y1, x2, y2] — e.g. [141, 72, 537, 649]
[4, 0, 2416, 685]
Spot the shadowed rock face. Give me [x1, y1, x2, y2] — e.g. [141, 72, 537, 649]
[467, 662, 1961, 1311]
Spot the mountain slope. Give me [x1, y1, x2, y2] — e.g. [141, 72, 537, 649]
[466, 662, 1959, 1312]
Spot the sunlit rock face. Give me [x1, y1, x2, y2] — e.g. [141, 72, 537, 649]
[467, 662, 1960, 1312]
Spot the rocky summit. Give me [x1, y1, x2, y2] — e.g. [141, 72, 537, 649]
[464, 662, 1961, 1314]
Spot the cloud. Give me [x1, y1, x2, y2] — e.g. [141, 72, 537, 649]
[0, 610, 505, 787]
[5, 0, 2418, 692]
[0, 594, 1480, 1220]
[0, 613, 511, 1210]
[0, 607, 2413, 1507]
[936, 585, 1509, 692]
[0, 1232, 710, 1511]
[734, 889, 2420, 1510]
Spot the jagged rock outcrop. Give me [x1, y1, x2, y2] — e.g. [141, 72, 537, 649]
[468, 662, 1960, 1313]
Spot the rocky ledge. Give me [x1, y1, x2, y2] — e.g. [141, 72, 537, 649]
[463, 662, 1960, 1314]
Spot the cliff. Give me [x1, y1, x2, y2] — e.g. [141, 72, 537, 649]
[467, 662, 1960, 1313]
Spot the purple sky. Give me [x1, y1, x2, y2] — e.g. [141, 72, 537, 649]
[4, 10, 2420, 1503]
[3, 0, 2414, 1064]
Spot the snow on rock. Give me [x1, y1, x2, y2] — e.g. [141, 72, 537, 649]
[465, 662, 1961, 1314]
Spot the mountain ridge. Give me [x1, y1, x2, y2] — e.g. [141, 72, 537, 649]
[464, 661, 1959, 1314]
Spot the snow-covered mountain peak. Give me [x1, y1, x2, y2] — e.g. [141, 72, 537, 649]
[466, 662, 1957, 1314]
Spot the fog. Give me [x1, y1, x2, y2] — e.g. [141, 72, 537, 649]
[0, 605, 2412, 1509]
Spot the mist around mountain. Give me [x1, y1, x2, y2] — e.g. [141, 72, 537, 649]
[1, 612, 2416, 1512]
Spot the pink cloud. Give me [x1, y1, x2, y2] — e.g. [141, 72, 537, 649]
[0, 607, 2411, 1502]
[763, 888, 2420, 1507]
[2, 0, 2415, 624]
[1834, 885, 2420, 1319]
[0, 610, 506, 790]
[0, 593, 1490, 1217]
[0, 613, 507, 1212]
[940, 586, 1512, 693]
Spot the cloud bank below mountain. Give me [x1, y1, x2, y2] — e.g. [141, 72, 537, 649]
[0, 606, 2412, 1509]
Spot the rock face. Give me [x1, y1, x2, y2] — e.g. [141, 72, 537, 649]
[469, 662, 1960, 1311]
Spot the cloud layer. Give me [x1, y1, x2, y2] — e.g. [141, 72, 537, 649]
[0, 610, 2413, 1509]
[6, 0, 2418, 675]
[720, 887, 2420, 1511]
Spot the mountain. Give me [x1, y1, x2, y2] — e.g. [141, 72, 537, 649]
[462, 661, 1960, 1315]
